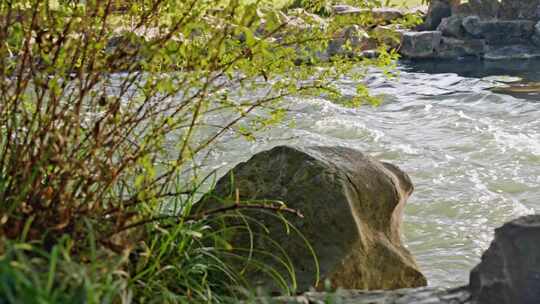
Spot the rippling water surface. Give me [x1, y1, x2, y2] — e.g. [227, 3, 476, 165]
[205, 59, 540, 287]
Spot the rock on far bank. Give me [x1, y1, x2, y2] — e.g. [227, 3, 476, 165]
[484, 45, 540, 60]
[421, 0, 456, 30]
[498, 0, 540, 20]
[462, 17, 535, 44]
[452, 0, 499, 20]
[402, 0, 540, 60]
[332, 5, 404, 23]
[400, 31, 442, 59]
[196, 145, 426, 293]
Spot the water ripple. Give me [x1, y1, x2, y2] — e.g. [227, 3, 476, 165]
[204, 61, 540, 287]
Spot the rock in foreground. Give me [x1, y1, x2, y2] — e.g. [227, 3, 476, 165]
[258, 213, 540, 303]
[470, 215, 540, 304]
[197, 146, 426, 292]
[268, 286, 470, 304]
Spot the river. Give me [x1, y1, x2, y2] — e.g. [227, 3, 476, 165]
[203, 58, 540, 287]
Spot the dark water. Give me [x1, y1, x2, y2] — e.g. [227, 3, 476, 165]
[402, 58, 540, 82]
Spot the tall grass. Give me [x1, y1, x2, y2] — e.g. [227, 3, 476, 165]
[0, 0, 377, 302]
[0, 193, 311, 303]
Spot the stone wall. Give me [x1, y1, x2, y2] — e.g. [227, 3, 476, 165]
[400, 0, 540, 60]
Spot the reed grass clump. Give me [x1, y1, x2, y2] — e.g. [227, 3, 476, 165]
[0, 0, 389, 302]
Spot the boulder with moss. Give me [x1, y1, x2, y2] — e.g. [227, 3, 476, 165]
[196, 145, 427, 293]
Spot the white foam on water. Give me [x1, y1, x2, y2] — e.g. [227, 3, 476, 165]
[201, 65, 540, 287]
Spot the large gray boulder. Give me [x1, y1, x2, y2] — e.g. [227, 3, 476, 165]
[196, 146, 427, 292]
[326, 25, 371, 57]
[480, 20, 534, 44]
[372, 25, 407, 50]
[400, 31, 442, 58]
[437, 37, 485, 59]
[462, 17, 535, 45]
[470, 215, 540, 304]
[437, 15, 464, 38]
[467, 0, 499, 19]
[499, 0, 540, 21]
[461, 16, 484, 37]
[370, 8, 404, 23]
[453, 0, 499, 19]
[422, 0, 458, 30]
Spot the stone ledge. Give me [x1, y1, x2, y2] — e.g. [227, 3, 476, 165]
[263, 286, 470, 304]
[484, 45, 540, 60]
[402, 0, 540, 60]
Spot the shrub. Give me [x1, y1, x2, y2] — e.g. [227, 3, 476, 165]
[0, 0, 388, 302]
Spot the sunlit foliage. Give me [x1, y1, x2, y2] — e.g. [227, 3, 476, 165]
[0, 0, 396, 302]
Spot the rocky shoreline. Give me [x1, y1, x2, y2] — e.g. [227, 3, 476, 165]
[400, 0, 540, 60]
[267, 286, 471, 303]
[100, 0, 540, 72]
[290, 0, 540, 62]
[316, 0, 540, 61]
